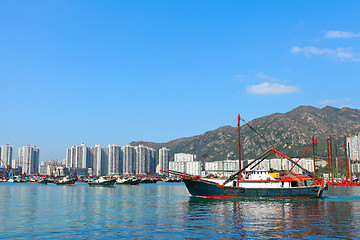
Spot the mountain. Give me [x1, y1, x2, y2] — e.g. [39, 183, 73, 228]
[130, 106, 360, 162]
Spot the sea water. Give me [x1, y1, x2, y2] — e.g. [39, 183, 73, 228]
[0, 182, 359, 239]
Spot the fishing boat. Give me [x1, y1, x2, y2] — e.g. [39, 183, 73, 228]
[139, 178, 158, 184]
[116, 177, 140, 185]
[88, 177, 116, 186]
[169, 114, 324, 199]
[38, 179, 48, 185]
[7, 178, 17, 183]
[56, 176, 76, 185]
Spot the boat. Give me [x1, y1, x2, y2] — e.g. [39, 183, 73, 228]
[139, 178, 158, 184]
[56, 177, 76, 185]
[38, 179, 48, 185]
[169, 114, 324, 199]
[7, 178, 17, 183]
[116, 177, 140, 185]
[88, 177, 116, 186]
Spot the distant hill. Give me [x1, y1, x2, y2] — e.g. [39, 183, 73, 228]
[130, 106, 360, 162]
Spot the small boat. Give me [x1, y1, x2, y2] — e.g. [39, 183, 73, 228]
[163, 177, 182, 182]
[88, 177, 116, 186]
[29, 178, 37, 183]
[38, 179, 48, 185]
[139, 178, 158, 184]
[7, 178, 17, 183]
[116, 177, 140, 185]
[56, 177, 76, 185]
[169, 114, 324, 199]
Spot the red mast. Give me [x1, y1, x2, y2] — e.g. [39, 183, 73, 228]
[327, 138, 331, 182]
[330, 135, 334, 183]
[344, 136, 349, 181]
[237, 114, 242, 186]
[312, 137, 316, 176]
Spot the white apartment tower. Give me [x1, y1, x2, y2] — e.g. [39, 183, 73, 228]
[18, 145, 40, 175]
[66, 143, 89, 169]
[108, 144, 122, 175]
[90, 144, 102, 176]
[158, 147, 170, 175]
[1, 144, 13, 166]
[135, 145, 147, 174]
[347, 134, 360, 161]
[101, 147, 109, 175]
[122, 144, 136, 174]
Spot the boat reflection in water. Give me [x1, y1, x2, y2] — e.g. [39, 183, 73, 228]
[182, 194, 360, 239]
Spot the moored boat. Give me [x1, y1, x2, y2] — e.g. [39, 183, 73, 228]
[88, 177, 116, 186]
[139, 178, 158, 184]
[7, 178, 17, 183]
[38, 179, 48, 184]
[56, 177, 76, 185]
[169, 114, 324, 199]
[116, 177, 140, 185]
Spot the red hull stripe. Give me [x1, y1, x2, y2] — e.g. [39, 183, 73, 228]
[205, 195, 319, 199]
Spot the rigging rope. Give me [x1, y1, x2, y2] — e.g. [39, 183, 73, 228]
[240, 117, 275, 148]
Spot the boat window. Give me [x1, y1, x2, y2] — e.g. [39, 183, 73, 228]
[233, 181, 236, 187]
[291, 181, 298, 187]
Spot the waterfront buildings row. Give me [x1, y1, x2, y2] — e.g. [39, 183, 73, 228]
[0, 144, 40, 175]
[66, 144, 170, 176]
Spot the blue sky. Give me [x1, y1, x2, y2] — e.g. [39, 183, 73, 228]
[1, 1, 359, 162]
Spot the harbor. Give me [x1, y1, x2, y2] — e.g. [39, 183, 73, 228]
[0, 181, 359, 239]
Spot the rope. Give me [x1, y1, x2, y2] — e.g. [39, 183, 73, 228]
[240, 117, 275, 148]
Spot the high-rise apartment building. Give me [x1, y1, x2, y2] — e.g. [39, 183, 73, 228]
[89, 144, 109, 176]
[148, 148, 156, 175]
[158, 147, 170, 175]
[135, 145, 147, 174]
[90, 144, 101, 176]
[100, 147, 109, 175]
[66, 143, 92, 169]
[1, 144, 13, 166]
[122, 144, 136, 174]
[108, 144, 122, 175]
[134, 145, 156, 174]
[66, 143, 88, 169]
[347, 134, 360, 161]
[18, 145, 40, 175]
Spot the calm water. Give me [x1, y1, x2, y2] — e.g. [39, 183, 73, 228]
[0, 183, 359, 239]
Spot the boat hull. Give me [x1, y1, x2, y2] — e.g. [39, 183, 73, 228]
[88, 179, 116, 186]
[183, 178, 323, 199]
[56, 180, 76, 185]
[38, 180, 48, 185]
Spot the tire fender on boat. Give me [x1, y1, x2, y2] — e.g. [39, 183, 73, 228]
[240, 188, 245, 193]
[313, 186, 320, 192]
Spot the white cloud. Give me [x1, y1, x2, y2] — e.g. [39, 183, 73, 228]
[291, 46, 357, 61]
[325, 31, 360, 38]
[317, 98, 350, 105]
[246, 82, 300, 95]
[255, 73, 279, 81]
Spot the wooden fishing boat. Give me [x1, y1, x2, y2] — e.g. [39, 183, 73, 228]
[38, 179, 48, 184]
[88, 177, 116, 186]
[116, 177, 140, 185]
[56, 177, 76, 185]
[169, 114, 324, 199]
